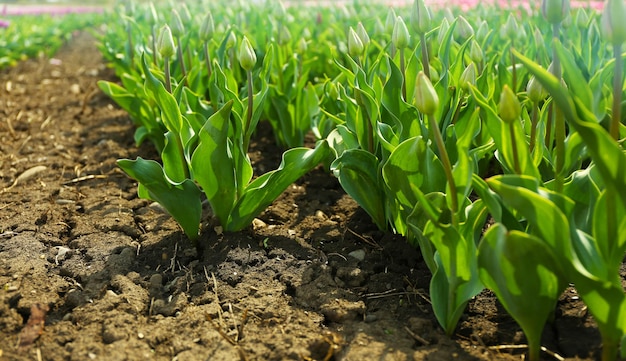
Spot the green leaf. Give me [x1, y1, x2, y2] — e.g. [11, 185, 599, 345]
[141, 54, 184, 134]
[190, 101, 236, 227]
[478, 224, 563, 361]
[513, 46, 626, 210]
[117, 158, 201, 240]
[382, 136, 446, 210]
[227, 141, 330, 231]
[331, 149, 386, 230]
[161, 131, 188, 183]
[427, 223, 483, 335]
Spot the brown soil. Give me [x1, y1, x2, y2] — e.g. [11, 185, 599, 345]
[0, 32, 606, 361]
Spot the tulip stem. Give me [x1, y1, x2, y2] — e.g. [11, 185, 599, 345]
[529, 104, 539, 154]
[175, 35, 188, 87]
[400, 47, 407, 102]
[164, 56, 172, 94]
[151, 26, 157, 65]
[243, 69, 254, 152]
[509, 122, 522, 174]
[427, 113, 458, 227]
[510, 40, 517, 92]
[611, 43, 622, 141]
[126, 22, 134, 65]
[551, 22, 564, 193]
[420, 33, 430, 79]
[203, 41, 212, 80]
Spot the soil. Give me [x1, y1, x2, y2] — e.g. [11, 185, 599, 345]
[0, 31, 609, 361]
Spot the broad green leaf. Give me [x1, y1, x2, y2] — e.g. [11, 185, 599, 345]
[487, 175, 570, 253]
[227, 141, 330, 231]
[161, 131, 188, 183]
[118, 158, 201, 240]
[427, 223, 483, 335]
[513, 47, 626, 210]
[331, 149, 386, 230]
[141, 54, 184, 135]
[382, 136, 446, 209]
[190, 101, 236, 227]
[478, 224, 563, 361]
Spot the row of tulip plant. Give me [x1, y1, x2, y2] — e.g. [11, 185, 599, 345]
[0, 11, 103, 69]
[97, 0, 626, 359]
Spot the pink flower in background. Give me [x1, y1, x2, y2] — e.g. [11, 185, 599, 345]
[0, 19, 9, 28]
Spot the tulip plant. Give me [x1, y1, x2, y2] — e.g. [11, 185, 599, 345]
[97, 0, 626, 359]
[0, 12, 102, 69]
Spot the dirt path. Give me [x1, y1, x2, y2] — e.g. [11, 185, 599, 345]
[0, 32, 602, 361]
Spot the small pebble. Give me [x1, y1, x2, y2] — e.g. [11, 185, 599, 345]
[348, 249, 366, 261]
[70, 84, 81, 94]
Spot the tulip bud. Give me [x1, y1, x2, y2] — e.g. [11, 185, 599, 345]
[385, 8, 397, 35]
[542, 0, 570, 24]
[459, 63, 477, 92]
[158, 25, 176, 59]
[601, 0, 626, 45]
[429, 65, 440, 83]
[297, 38, 308, 54]
[498, 85, 521, 124]
[411, 0, 432, 35]
[325, 81, 339, 100]
[239, 36, 257, 71]
[414, 71, 439, 115]
[443, 8, 455, 24]
[533, 27, 546, 53]
[146, 2, 158, 25]
[503, 13, 519, 41]
[455, 16, 474, 42]
[347, 27, 364, 58]
[476, 20, 489, 43]
[392, 16, 410, 49]
[575, 7, 589, 30]
[276, 0, 286, 21]
[200, 12, 215, 42]
[437, 17, 450, 45]
[527, 76, 548, 103]
[180, 4, 192, 25]
[170, 9, 184, 37]
[374, 18, 385, 36]
[226, 31, 237, 49]
[278, 25, 292, 46]
[356, 22, 370, 49]
[469, 39, 483, 64]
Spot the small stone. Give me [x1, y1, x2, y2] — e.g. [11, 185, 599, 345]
[70, 84, 81, 94]
[315, 210, 327, 220]
[252, 218, 267, 229]
[348, 249, 366, 261]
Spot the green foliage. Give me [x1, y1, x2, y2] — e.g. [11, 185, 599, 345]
[96, 1, 626, 357]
